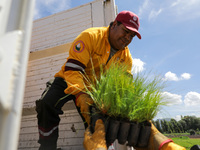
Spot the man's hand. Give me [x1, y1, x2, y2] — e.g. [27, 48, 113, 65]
[75, 93, 94, 125]
[135, 122, 186, 150]
[84, 119, 107, 150]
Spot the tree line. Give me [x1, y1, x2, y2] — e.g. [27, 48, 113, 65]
[152, 116, 200, 134]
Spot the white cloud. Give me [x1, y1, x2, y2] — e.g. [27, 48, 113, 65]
[169, 0, 200, 21]
[156, 91, 200, 120]
[161, 91, 183, 105]
[184, 92, 200, 106]
[163, 71, 179, 81]
[138, 0, 200, 23]
[163, 71, 191, 81]
[34, 7, 40, 19]
[148, 9, 163, 21]
[170, 0, 200, 10]
[174, 115, 181, 121]
[170, 0, 181, 7]
[165, 0, 200, 21]
[180, 73, 191, 80]
[138, 0, 151, 17]
[131, 58, 145, 74]
[34, 0, 71, 20]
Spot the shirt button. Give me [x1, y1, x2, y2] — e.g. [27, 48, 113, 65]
[107, 51, 109, 53]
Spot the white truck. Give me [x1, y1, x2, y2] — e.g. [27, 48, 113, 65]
[0, 0, 130, 150]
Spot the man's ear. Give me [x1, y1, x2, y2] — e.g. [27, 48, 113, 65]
[111, 20, 118, 29]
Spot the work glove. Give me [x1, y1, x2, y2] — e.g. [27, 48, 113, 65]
[83, 119, 107, 150]
[75, 93, 94, 125]
[135, 122, 186, 150]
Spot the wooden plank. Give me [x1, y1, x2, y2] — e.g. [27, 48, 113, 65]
[23, 51, 70, 106]
[30, 4, 92, 52]
[29, 51, 68, 65]
[18, 140, 39, 149]
[28, 56, 67, 70]
[92, 0, 105, 27]
[57, 137, 84, 146]
[32, 4, 91, 30]
[31, 16, 91, 40]
[18, 109, 84, 150]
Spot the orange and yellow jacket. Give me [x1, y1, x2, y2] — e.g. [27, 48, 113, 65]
[55, 26, 133, 95]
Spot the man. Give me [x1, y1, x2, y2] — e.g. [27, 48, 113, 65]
[36, 10, 138, 149]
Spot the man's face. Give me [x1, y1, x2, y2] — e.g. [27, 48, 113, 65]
[109, 21, 136, 50]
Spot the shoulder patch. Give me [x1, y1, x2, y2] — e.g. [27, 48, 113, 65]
[73, 40, 85, 53]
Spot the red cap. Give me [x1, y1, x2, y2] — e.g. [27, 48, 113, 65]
[115, 10, 141, 39]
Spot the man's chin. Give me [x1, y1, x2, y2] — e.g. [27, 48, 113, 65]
[120, 45, 126, 49]
[115, 44, 126, 50]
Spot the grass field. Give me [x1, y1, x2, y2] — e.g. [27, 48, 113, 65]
[171, 136, 200, 150]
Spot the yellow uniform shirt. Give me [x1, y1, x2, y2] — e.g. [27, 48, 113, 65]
[55, 26, 133, 95]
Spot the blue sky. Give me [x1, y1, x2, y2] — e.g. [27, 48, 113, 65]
[34, 0, 200, 121]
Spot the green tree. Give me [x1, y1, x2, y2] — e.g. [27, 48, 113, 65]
[170, 119, 179, 133]
[163, 120, 171, 133]
[178, 120, 186, 132]
[196, 128, 200, 135]
[193, 117, 200, 130]
[182, 116, 191, 131]
[182, 116, 200, 131]
[155, 120, 162, 133]
[160, 120, 166, 133]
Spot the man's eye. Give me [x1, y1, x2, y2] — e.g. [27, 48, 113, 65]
[131, 34, 135, 38]
[125, 30, 129, 33]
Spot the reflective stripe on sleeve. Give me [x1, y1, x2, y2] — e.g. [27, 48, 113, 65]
[65, 59, 86, 73]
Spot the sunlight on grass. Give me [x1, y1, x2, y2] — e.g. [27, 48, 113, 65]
[172, 137, 200, 150]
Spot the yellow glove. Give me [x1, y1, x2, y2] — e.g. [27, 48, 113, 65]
[75, 93, 94, 125]
[83, 119, 107, 150]
[135, 122, 186, 150]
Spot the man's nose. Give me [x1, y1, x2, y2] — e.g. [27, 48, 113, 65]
[125, 33, 133, 42]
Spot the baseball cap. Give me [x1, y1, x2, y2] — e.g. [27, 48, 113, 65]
[115, 10, 141, 39]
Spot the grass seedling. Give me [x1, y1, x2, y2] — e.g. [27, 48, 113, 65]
[83, 62, 168, 122]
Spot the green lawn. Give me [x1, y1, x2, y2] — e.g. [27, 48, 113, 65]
[172, 136, 200, 150]
[165, 133, 190, 136]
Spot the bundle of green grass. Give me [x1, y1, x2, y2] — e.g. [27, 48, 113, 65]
[84, 63, 167, 123]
